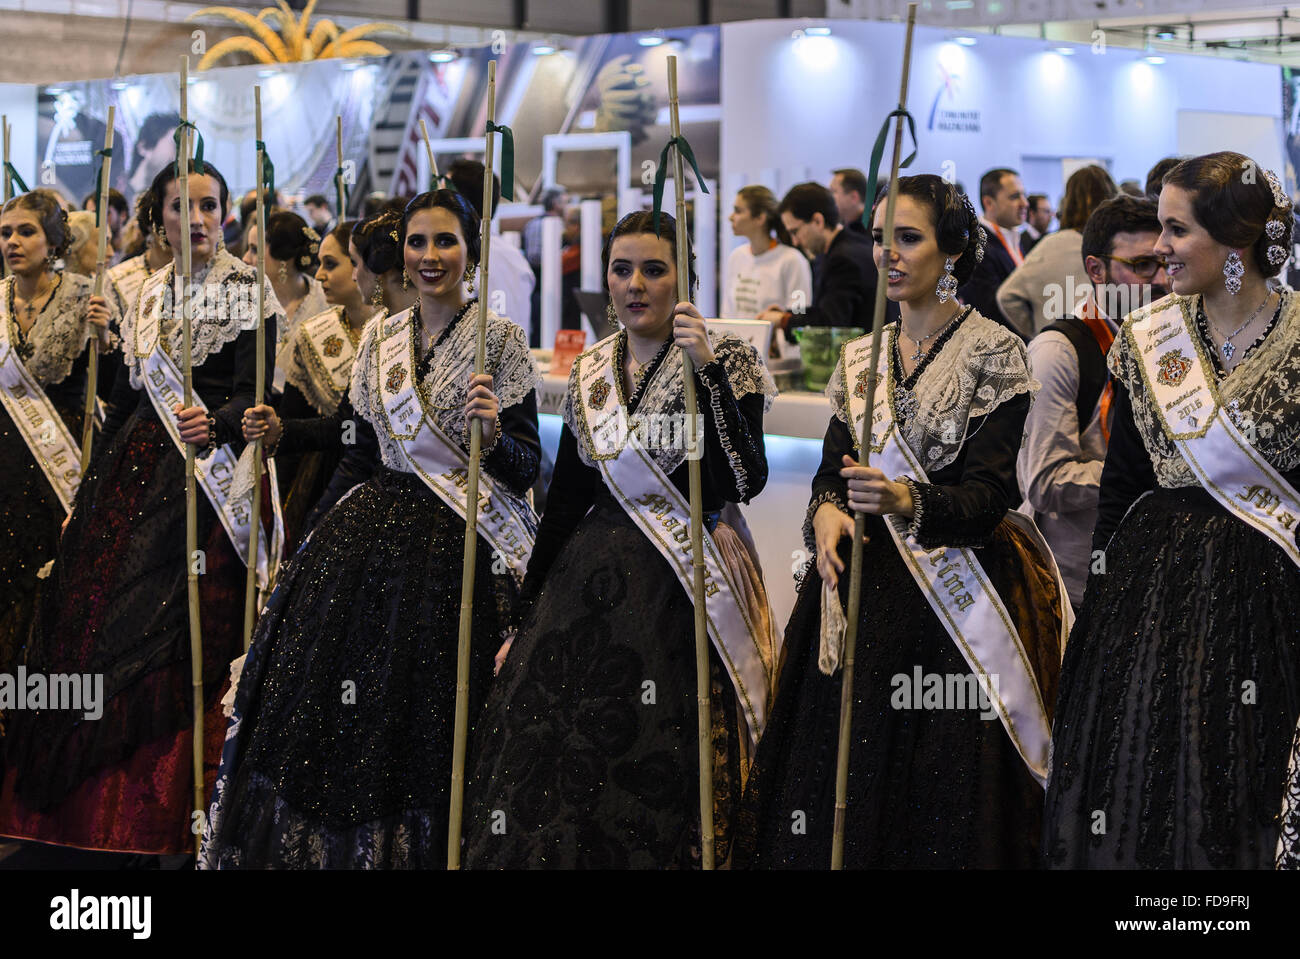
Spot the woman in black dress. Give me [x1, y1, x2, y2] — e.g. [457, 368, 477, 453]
[199, 189, 540, 868]
[0, 189, 115, 752]
[736, 175, 1068, 869]
[464, 210, 778, 869]
[1045, 152, 1300, 869]
[0, 160, 278, 855]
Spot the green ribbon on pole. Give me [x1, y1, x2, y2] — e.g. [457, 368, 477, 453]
[172, 120, 205, 179]
[92, 147, 113, 228]
[863, 108, 918, 229]
[651, 134, 710, 235]
[4, 161, 29, 195]
[334, 167, 350, 215]
[255, 140, 275, 200]
[485, 121, 514, 201]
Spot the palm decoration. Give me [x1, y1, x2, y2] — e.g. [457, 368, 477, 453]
[187, 0, 409, 69]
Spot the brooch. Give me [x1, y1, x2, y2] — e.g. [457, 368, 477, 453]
[322, 334, 344, 358]
[588, 378, 611, 410]
[1155, 348, 1193, 388]
[385, 364, 408, 394]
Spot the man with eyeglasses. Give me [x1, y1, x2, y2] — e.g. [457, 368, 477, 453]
[1017, 195, 1167, 610]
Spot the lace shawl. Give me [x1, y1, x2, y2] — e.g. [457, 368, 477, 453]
[562, 330, 778, 473]
[1108, 291, 1300, 487]
[275, 278, 328, 351]
[826, 310, 1037, 472]
[4, 272, 121, 386]
[282, 305, 355, 416]
[350, 302, 540, 471]
[121, 249, 278, 391]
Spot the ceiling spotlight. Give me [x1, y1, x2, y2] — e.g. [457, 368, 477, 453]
[428, 50, 457, 63]
[532, 43, 556, 56]
[1155, 27, 1176, 41]
[805, 26, 832, 36]
[1054, 46, 1075, 56]
[638, 32, 666, 47]
[1144, 55, 1166, 64]
[954, 36, 977, 46]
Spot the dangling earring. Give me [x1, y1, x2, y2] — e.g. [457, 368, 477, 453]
[606, 300, 621, 328]
[936, 256, 958, 302]
[1223, 251, 1244, 295]
[464, 263, 477, 295]
[370, 284, 385, 309]
[278, 261, 288, 283]
[402, 268, 410, 291]
[158, 225, 169, 246]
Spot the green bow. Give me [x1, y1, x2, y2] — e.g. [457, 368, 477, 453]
[863, 108, 918, 230]
[91, 147, 113, 228]
[255, 140, 274, 200]
[485, 121, 514, 201]
[172, 120, 205, 179]
[334, 166, 349, 215]
[3, 161, 29, 196]
[652, 135, 710, 235]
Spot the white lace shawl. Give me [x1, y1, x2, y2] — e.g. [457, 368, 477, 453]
[275, 278, 329, 352]
[1109, 291, 1300, 487]
[4, 271, 121, 386]
[562, 330, 779, 474]
[826, 310, 1038, 473]
[120, 249, 279, 391]
[349, 302, 540, 471]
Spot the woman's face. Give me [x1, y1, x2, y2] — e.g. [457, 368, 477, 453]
[607, 233, 679, 336]
[729, 195, 761, 238]
[0, 208, 51, 276]
[403, 206, 469, 300]
[241, 224, 290, 278]
[1154, 184, 1240, 296]
[162, 173, 223, 265]
[872, 194, 953, 304]
[315, 233, 357, 306]
[349, 237, 378, 302]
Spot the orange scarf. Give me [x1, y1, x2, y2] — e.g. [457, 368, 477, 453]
[1078, 298, 1116, 443]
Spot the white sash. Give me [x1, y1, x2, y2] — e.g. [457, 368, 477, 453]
[0, 294, 82, 512]
[299, 307, 356, 410]
[374, 313, 536, 583]
[1130, 299, 1300, 568]
[573, 336, 771, 742]
[842, 330, 1066, 785]
[136, 270, 283, 590]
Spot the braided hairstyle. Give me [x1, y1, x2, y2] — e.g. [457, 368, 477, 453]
[351, 209, 404, 278]
[878, 174, 985, 284]
[601, 209, 698, 297]
[1163, 151, 1295, 278]
[1, 188, 73, 262]
[264, 210, 321, 274]
[400, 189, 481, 264]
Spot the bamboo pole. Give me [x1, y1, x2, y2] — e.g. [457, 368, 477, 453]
[418, 118, 440, 186]
[81, 106, 115, 475]
[243, 88, 267, 652]
[446, 58, 498, 871]
[830, 4, 919, 871]
[335, 117, 346, 216]
[2, 117, 10, 281]
[667, 55, 715, 870]
[178, 55, 205, 858]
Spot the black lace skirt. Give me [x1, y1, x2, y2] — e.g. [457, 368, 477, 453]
[462, 491, 744, 869]
[734, 513, 1062, 869]
[198, 467, 512, 869]
[1044, 486, 1300, 869]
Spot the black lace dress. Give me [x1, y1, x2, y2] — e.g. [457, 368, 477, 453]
[0, 273, 117, 765]
[735, 312, 1064, 869]
[463, 333, 771, 869]
[0, 252, 276, 855]
[198, 302, 540, 869]
[1044, 294, 1300, 869]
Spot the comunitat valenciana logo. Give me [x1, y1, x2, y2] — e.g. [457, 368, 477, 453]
[49, 890, 151, 940]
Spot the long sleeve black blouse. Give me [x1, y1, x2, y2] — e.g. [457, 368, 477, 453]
[807, 391, 1029, 552]
[520, 356, 769, 611]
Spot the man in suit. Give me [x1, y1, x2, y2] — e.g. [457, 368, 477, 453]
[959, 167, 1028, 334]
[830, 168, 869, 235]
[758, 182, 878, 336]
[1020, 193, 1053, 257]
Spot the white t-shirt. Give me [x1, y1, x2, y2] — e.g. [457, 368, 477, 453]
[721, 242, 813, 319]
[478, 241, 535, 342]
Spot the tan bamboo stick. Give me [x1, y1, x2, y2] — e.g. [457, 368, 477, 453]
[178, 55, 205, 858]
[335, 117, 346, 216]
[2, 117, 10, 281]
[419, 117, 440, 185]
[447, 57, 498, 870]
[667, 55, 715, 870]
[81, 105, 115, 474]
[243, 88, 267, 652]
[831, 3, 919, 871]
